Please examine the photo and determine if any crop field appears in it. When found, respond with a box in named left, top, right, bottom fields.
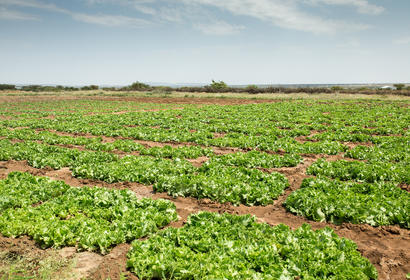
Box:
left=0, top=95, right=408, bottom=279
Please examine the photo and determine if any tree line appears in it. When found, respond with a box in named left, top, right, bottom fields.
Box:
left=0, top=81, right=409, bottom=95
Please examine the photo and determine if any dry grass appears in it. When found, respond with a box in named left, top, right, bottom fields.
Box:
left=1, top=90, right=409, bottom=101
left=0, top=250, right=77, bottom=280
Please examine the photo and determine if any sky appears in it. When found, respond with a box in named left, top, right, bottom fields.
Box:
left=0, top=0, right=409, bottom=86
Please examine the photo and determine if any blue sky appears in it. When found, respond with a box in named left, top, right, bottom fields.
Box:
left=0, top=0, right=409, bottom=85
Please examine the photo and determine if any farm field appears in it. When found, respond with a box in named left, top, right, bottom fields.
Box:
left=0, top=94, right=408, bottom=280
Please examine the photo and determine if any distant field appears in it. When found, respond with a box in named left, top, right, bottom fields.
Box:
left=0, top=95, right=408, bottom=279
left=1, top=89, right=410, bottom=101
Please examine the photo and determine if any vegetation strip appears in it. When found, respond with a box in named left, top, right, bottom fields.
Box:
left=0, top=172, right=178, bottom=254
left=0, top=140, right=290, bottom=206
left=284, top=177, right=409, bottom=228
left=127, top=212, right=378, bottom=279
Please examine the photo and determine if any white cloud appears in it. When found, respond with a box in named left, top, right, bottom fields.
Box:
left=72, top=13, right=148, bottom=27
left=393, top=36, right=410, bottom=45
left=306, top=0, right=384, bottom=15
left=0, top=0, right=377, bottom=33
left=134, top=4, right=156, bottom=15
left=0, top=6, right=38, bottom=20
left=0, top=0, right=66, bottom=13
left=195, top=21, right=244, bottom=35
left=185, top=0, right=370, bottom=34
left=0, top=0, right=149, bottom=27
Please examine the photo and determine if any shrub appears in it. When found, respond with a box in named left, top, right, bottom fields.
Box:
left=206, top=80, right=229, bottom=92
left=129, top=81, right=151, bottom=91
left=245, top=84, right=259, bottom=94
left=0, top=84, right=16, bottom=90
left=394, top=83, right=405, bottom=90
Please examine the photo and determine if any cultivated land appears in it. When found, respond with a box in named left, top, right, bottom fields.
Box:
left=0, top=92, right=408, bottom=280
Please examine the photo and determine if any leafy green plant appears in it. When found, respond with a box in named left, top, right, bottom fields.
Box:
left=154, top=162, right=289, bottom=206
left=127, top=212, right=378, bottom=279
left=284, top=177, right=409, bottom=228
left=0, top=172, right=178, bottom=254
left=307, top=159, right=409, bottom=184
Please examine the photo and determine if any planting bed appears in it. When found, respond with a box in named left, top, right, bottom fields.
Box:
left=0, top=95, right=408, bottom=280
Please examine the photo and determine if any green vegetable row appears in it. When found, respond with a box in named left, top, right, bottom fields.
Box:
left=0, top=140, right=290, bottom=206
left=0, top=127, right=213, bottom=159
left=0, top=172, right=178, bottom=254
left=284, top=177, right=409, bottom=228
left=307, top=159, right=409, bottom=184
left=127, top=211, right=378, bottom=280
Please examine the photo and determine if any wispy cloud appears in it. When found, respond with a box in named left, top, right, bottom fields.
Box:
left=0, top=0, right=148, bottom=27
left=72, top=13, right=148, bottom=27
left=88, top=0, right=373, bottom=34
left=393, top=36, right=410, bottom=45
left=0, top=0, right=379, bottom=34
left=306, top=0, right=384, bottom=15
left=0, top=6, right=38, bottom=20
left=0, top=0, right=66, bottom=13
left=186, top=0, right=370, bottom=34
left=195, top=21, right=244, bottom=35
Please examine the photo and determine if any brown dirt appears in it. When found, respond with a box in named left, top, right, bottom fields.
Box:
left=186, top=156, right=209, bottom=167
left=0, top=95, right=279, bottom=105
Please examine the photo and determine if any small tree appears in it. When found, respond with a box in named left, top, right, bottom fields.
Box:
left=245, top=84, right=259, bottom=94
left=393, top=83, right=405, bottom=90
left=208, top=80, right=228, bottom=91
left=129, top=81, right=151, bottom=91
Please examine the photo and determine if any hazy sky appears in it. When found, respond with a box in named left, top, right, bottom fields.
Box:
left=1, top=0, right=409, bottom=85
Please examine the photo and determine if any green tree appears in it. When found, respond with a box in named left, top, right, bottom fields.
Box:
left=129, top=81, right=151, bottom=91
left=393, top=83, right=405, bottom=90
left=209, top=80, right=228, bottom=91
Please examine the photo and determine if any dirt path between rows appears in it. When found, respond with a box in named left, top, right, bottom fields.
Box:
left=0, top=159, right=408, bottom=280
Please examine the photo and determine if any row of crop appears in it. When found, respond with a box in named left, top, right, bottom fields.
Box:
left=52, top=101, right=407, bottom=135
left=345, top=138, right=409, bottom=164
left=127, top=211, right=378, bottom=279
left=0, top=172, right=377, bottom=278
left=282, top=154, right=409, bottom=229
left=307, top=159, right=409, bottom=184
left=0, top=172, right=178, bottom=254
left=284, top=177, right=409, bottom=228
left=2, top=100, right=407, bottom=137
left=0, top=127, right=213, bottom=159
left=0, top=127, right=342, bottom=163
left=0, top=100, right=184, bottom=118
left=2, top=101, right=407, bottom=149
left=0, top=140, right=290, bottom=205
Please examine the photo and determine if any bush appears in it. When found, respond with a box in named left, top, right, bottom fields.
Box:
left=0, top=84, right=16, bottom=90
left=394, top=83, right=405, bottom=90
left=331, top=86, right=344, bottom=91
left=129, top=81, right=151, bottom=91
left=81, top=85, right=99, bottom=90
left=206, top=80, right=229, bottom=92
left=245, top=84, right=259, bottom=94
